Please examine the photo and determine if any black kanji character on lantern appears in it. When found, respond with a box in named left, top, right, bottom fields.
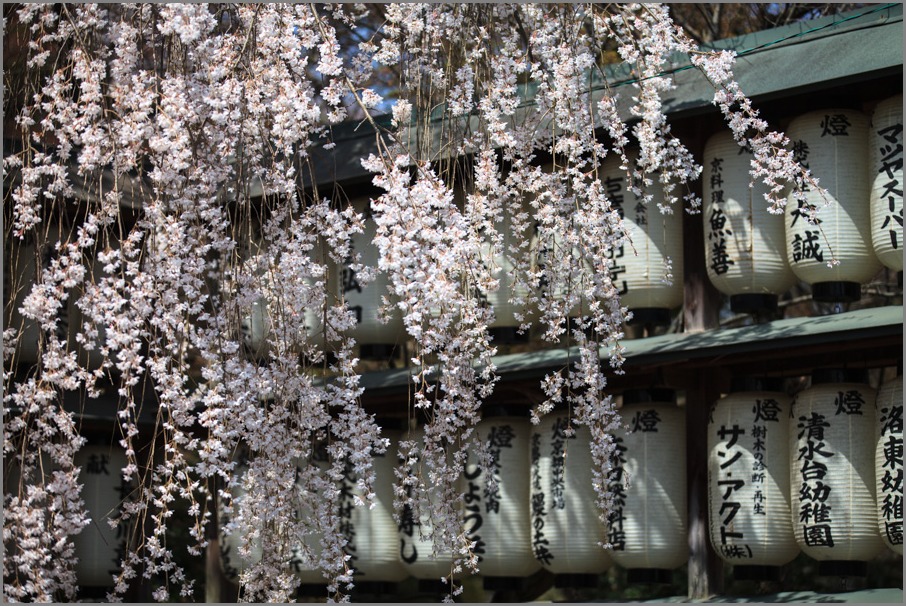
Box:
left=885, top=521, right=904, bottom=545
left=791, top=231, right=824, bottom=263
left=882, top=493, right=903, bottom=522
left=798, top=412, right=831, bottom=441
left=86, top=453, right=111, bottom=475
left=820, top=114, right=851, bottom=137
left=881, top=469, right=904, bottom=493
left=753, top=399, right=782, bottom=422
left=803, top=524, right=835, bottom=547
left=834, top=390, right=865, bottom=415
left=881, top=405, right=904, bottom=436
left=630, top=409, right=660, bottom=432
left=883, top=435, right=904, bottom=469
left=799, top=480, right=832, bottom=503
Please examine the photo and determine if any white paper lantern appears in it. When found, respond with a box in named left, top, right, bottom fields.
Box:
left=602, top=156, right=684, bottom=327
left=74, top=445, right=131, bottom=587
left=219, top=448, right=263, bottom=582
left=785, top=109, right=882, bottom=302
left=333, top=198, right=406, bottom=359
left=234, top=252, right=324, bottom=362
left=397, top=426, right=456, bottom=580
left=336, top=424, right=409, bottom=588
left=481, top=198, right=536, bottom=344
left=530, top=411, right=612, bottom=586
left=608, top=389, right=687, bottom=582
left=875, top=370, right=903, bottom=555
left=708, top=377, right=799, bottom=580
left=790, top=369, right=883, bottom=576
left=870, top=95, right=904, bottom=272
left=702, top=131, right=796, bottom=313
left=466, top=407, right=541, bottom=588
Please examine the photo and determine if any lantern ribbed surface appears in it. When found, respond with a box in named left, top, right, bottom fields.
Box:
left=219, top=451, right=264, bottom=582
left=339, top=428, right=409, bottom=583
left=702, top=131, right=795, bottom=310
left=869, top=95, right=904, bottom=271
left=291, top=451, right=330, bottom=586
left=73, top=445, right=130, bottom=587
left=875, top=374, right=903, bottom=555
left=467, top=413, right=541, bottom=580
left=785, top=109, right=881, bottom=301
left=333, top=198, right=405, bottom=354
left=397, top=426, right=459, bottom=581
left=790, top=373, right=883, bottom=565
left=530, top=412, right=612, bottom=575
left=608, top=394, right=687, bottom=574
left=708, top=385, right=799, bottom=570
left=602, top=156, right=684, bottom=317
left=482, top=198, right=535, bottom=342
left=237, top=253, right=323, bottom=361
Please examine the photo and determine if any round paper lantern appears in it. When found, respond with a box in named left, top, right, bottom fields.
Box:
left=875, top=367, right=903, bottom=555
left=870, top=95, right=904, bottom=273
left=467, top=406, right=541, bottom=588
left=708, top=377, right=799, bottom=580
left=219, top=448, right=263, bottom=582
left=234, top=252, right=324, bottom=362
left=601, top=156, right=684, bottom=327
left=608, top=389, right=687, bottom=582
left=785, top=109, right=881, bottom=303
left=73, top=444, right=131, bottom=587
left=481, top=199, right=536, bottom=344
left=702, top=131, right=796, bottom=314
left=291, top=447, right=330, bottom=590
left=335, top=422, right=408, bottom=590
left=397, top=425, right=461, bottom=589
left=331, top=198, right=406, bottom=359
left=790, top=368, right=883, bottom=575
left=530, top=410, right=612, bottom=587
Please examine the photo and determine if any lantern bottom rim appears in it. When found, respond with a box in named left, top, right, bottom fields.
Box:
left=358, top=343, right=401, bottom=361
left=626, top=307, right=672, bottom=327
left=482, top=576, right=528, bottom=591
left=296, top=583, right=328, bottom=597
left=489, top=326, right=531, bottom=345
left=730, top=293, right=779, bottom=314
left=818, top=560, right=868, bottom=578
left=554, top=573, right=601, bottom=589
left=811, top=281, right=861, bottom=303
left=732, top=565, right=782, bottom=582
left=348, top=581, right=399, bottom=596
left=626, top=568, right=673, bottom=584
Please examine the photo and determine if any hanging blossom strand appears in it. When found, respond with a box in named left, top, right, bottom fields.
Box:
left=4, top=3, right=824, bottom=602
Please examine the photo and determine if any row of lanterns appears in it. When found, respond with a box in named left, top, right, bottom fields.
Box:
left=242, top=95, right=902, bottom=358
left=704, top=96, right=903, bottom=312
left=207, top=367, right=901, bottom=593
left=7, top=97, right=900, bottom=369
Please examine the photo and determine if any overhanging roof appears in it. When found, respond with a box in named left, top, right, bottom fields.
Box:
left=359, top=305, right=904, bottom=394
left=309, top=3, right=903, bottom=186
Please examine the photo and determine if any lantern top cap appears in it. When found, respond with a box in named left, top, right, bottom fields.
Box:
left=811, top=367, right=869, bottom=386
left=622, top=387, right=677, bottom=406
left=481, top=404, right=530, bottom=419
left=730, top=376, right=785, bottom=394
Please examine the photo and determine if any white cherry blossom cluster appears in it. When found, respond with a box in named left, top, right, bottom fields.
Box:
left=5, top=3, right=820, bottom=602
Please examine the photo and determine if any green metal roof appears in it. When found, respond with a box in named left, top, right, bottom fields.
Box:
left=309, top=4, right=903, bottom=185
left=359, top=305, right=904, bottom=393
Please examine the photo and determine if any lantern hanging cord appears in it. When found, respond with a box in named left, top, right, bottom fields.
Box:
left=599, top=2, right=901, bottom=90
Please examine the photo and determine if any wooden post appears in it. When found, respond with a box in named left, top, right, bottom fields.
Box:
left=681, top=131, right=725, bottom=599
left=685, top=381, right=724, bottom=600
